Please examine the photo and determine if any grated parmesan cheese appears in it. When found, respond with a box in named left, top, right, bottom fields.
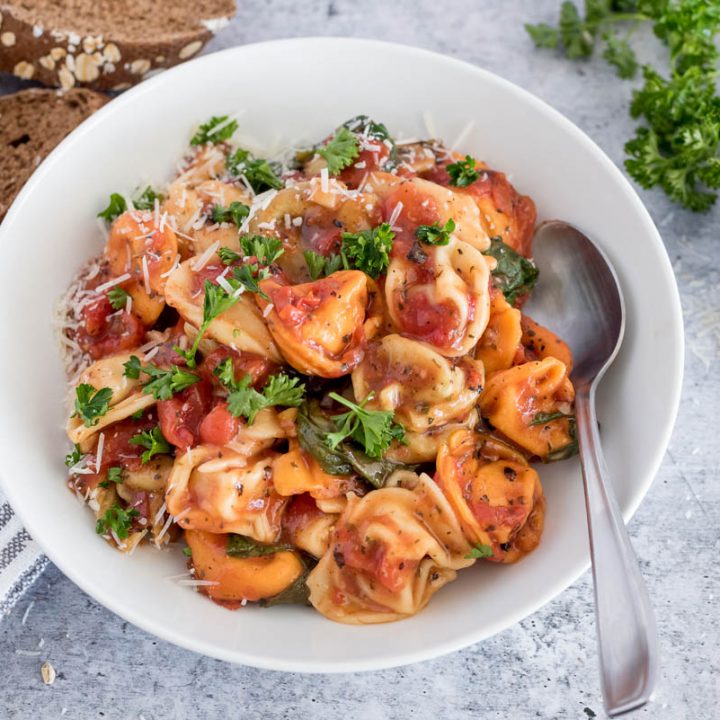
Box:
left=191, top=241, right=220, bottom=271
left=94, top=273, right=131, bottom=294
left=141, top=255, right=151, bottom=295
left=95, top=432, right=105, bottom=473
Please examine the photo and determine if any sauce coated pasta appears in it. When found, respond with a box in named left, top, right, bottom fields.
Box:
left=58, top=115, right=577, bottom=623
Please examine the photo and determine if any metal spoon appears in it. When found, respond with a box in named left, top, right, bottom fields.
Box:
left=523, top=221, right=658, bottom=717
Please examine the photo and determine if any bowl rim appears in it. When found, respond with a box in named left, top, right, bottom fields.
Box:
left=0, top=37, right=684, bottom=672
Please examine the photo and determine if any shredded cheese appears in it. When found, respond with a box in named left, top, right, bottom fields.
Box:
left=141, top=255, right=151, bottom=295
left=94, top=273, right=131, bottom=294
left=192, top=241, right=220, bottom=271
left=388, top=201, right=404, bottom=227
left=95, top=432, right=105, bottom=473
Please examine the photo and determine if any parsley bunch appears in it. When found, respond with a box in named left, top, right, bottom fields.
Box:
left=215, top=358, right=305, bottom=424
left=527, top=1, right=720, bottom=211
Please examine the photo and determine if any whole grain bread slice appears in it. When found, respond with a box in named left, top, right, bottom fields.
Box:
left=0, top=87, right=107, bottom=220
left=0, top=1, right=236, bottom=90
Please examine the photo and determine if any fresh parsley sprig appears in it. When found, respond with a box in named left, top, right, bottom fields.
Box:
left=211, top=202, right=250, bottom=226
left=227, top=148, right=283, bottom=192
left=123, top=355, right=200, bottom=399
left=173, top=280, right=242, bottom=368
left=317, top=127, right=360, bottom=175
left=215, top=358, right=305, bottom=424
left=324, top=392, right=405, bottom=459
left=526, top=1, right=720, bottom=211
left=129, top=426, right=172, bottom=463
left=416, top=218, right=456, bottom=246
left=465, top=543, right=494, bottom=560
left=341, top=223, right=395, bottom=279
left=240, top=235, right=285, bottom=265
left=95, top=504, right=139, bottom=540
left=304, top=250, right=344, bottom=280
left=74, top=384, right=113, bottom=427
left=65, top=444, right=83, bottom=468
left=447, top=155, right=480, bottom=187
left=107, top=287, right=130, bottom=310
left=191, top=115, right=238, bottom=146
left=97, top=186, right=163, bottom=223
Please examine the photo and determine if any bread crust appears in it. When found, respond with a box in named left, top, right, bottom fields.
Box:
left=0, top=87, right=107, bottom=219
left=0, top=2, right=236, bottom=90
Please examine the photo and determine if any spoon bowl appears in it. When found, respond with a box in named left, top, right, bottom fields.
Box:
left=525, top=220, right=658, bottom=717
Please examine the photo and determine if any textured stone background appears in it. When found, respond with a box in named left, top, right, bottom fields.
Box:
left=1, top=1, right=718, bottom=718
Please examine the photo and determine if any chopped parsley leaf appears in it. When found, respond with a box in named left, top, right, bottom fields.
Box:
left=74, top=384, right=112, bottom=427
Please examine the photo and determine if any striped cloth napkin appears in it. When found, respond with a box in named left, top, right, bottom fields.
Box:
left=0, top=490, right=47, bottom=617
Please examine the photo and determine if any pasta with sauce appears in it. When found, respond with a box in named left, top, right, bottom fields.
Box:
left=57, top=114, right=577, bottom=623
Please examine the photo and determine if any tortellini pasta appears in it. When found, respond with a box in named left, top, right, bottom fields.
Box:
left=307, top=472, right=474, bottom=623
left=256, top=270, right=381, bottom=377
left=352, top=334, right=483, bottom=432
left=67, top=352, right=156, bottom=446
left=479, top=357, right=576, bottom=459
left=166, top=446, right=288, bottom=542
left=476, top=291, right=523, bottom=375
left=164, top=258, right=282, bottom=362
left=435, top=429, right=545, bottom=563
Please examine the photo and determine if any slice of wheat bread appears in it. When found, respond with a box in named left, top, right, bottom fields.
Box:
left=0, top=1, right=236, bottom=91
left=0, top=87, right=107, bottom=220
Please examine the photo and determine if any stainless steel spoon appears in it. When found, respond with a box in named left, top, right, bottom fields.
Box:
left=523, top=221, right=658, bottom=717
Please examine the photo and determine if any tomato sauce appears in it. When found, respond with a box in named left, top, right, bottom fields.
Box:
left=157, top=380, right=214, bottom=451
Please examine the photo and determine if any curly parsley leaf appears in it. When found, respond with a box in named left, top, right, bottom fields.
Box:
left=129, top=426, right=172, bottom=464
left=174, top=280, right=242, bottom=368
left=218, top=247, right=242, bottom=265
left=465, top=543, right=494, bottom=560
left=317, top=126, right=360, bottom=175
left=304, top=250, right=343, bottom=280
left=95, top=504, right=139, bottom=540
left=227, top=148, right=283, bottom=192
left=123, top=355, right=201, bottom=400
left=99, top=466, right=124, bottom=489
left=133, top=186, right=163, bottom=211
left=107, top=286, right=130, bottom=310
left=226, top=534, right=294, bottom=558
left=447, top=155, right=480, bottom=187
left=324, top=392, right=405, bottom=459
left=211, top=201, right=250, bottom=226
left=217, top=358, right=305, bottom=424
left=602, top=31, right=638, bottom=78
left=240, top=235, right=284, bottom=265
left=231, top=265, right=270, bottom=301
left=341, top=223, right=395, bottom=278
left=65, top=444, right=83, bottom=468
left=191, top=115, right=238, bottom=146
left=483, top=237, right=539, bottom=306
left=74, top=384, right=112, bottom=427
left=97, top=193, right=127, bottom=223
left=415, top=218, right=455, bottom=246
left=297, top=401, right=408, bottom=489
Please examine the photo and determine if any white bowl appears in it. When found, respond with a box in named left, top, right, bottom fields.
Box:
left=0, top=38, right=683, bottom=672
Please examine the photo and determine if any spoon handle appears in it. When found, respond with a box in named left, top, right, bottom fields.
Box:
left=575, top=385, right=659, bottom=717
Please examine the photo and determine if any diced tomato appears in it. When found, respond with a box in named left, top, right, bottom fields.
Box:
left=281, top=493, right=324, bottom=542
left=339, top=144, right=392, bottom=189
left=332, top=524, right=418, bottom=594
left=101, top=414, right=158, bottom=473
left=199, top=401, right=240, bottom=445
left=300, top=205, right=343, bottom=255
left=76, top=295, right=145, bottom=360
left=191, top=263, right=228, bottom=294
left=157, top=381, right=213, bottom=451
left=199, top=346, right=278, bottom=389
left=393, top=292, right=470, bottom=349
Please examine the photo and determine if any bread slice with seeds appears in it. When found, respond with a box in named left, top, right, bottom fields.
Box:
left=0, top=87, right=107, bottom=220
left=0, top=1, right=236, bottom=90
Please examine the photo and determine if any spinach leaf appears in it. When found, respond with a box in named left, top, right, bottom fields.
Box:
left=297, top=401, right=408, bottom=489
left=260, top=559, right=317, bottom=607
left=226, top=534, right=294, bottom=558
left=483, top=237, right=539, bottom=306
